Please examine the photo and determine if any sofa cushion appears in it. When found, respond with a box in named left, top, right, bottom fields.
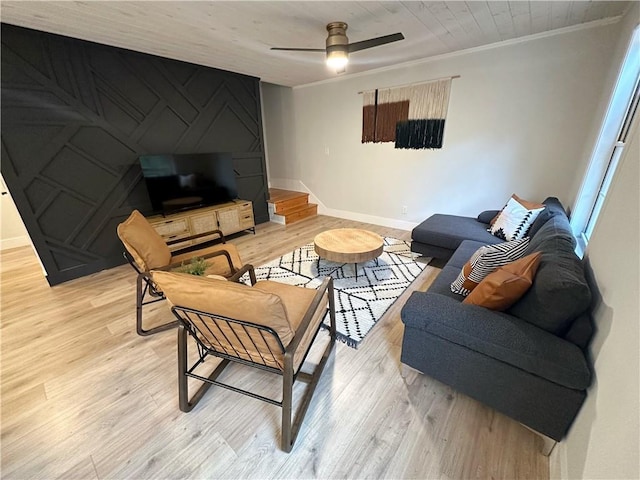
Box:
left=489, top=194, right=545, bottom=241
left=463, top=252, right=542, bottom=311
left=410, top=241, right=456, bottom=259
left=401, top=292, right=592, bottom=390
left=526, top=212, right=577, bottom=253
left=527, top=197, right=566, bottom=239
left=446, top=240, right=486, bottom=270
left=428, top=265, right=466, bottom=301
left=412, top=214, right=502, bottom=251
left=451, top=237, right=530, bottom=296
left=509, top=219, right=591, bottom=334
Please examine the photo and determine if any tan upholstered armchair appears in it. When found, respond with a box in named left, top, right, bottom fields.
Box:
left=117, top=209, right=245, bottom=336
left=152, top=268, right=336, bottom=453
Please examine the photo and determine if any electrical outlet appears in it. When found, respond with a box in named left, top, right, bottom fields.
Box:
left=402, top=205, right=408, bottom=215
left=324, top=147, right=330, bottom=156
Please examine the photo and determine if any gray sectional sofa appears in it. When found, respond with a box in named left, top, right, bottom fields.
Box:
left=401, top=198, right=593, bottom=445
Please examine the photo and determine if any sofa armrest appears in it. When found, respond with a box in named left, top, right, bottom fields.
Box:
left=476, top=209, right=500, bottom=224
left=401, top=291, right=591, bottom=389
left=401, top=290, right=513, bottom=331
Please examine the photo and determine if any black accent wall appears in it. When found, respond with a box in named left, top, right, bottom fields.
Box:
left=1, top=24, right=269, bottom=285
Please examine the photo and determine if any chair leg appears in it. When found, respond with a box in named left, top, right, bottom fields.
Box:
left=136, top=273, right=177, bottom=336
left=281, top=295, right=337, bottom=452
left=178, top=325, right=231, bottom=412
left=281, top=364, right=294, bottom=452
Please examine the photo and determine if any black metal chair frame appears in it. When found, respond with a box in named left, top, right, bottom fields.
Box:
left=122, top=229, right=244, bottom=336
left=171, top=272, right=336, bottom=453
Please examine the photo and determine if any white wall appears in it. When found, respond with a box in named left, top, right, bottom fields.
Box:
left=558, top=97, right=639, bottom=480
left=552, top=6, right=640, bottom=479
left=262, top=83, right=298, bottom=182
left=263, top=22, right=621, bottom=229
left=0, top=174, right=30, bottom=250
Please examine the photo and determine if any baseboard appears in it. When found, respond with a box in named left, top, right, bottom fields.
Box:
left=0, top=235, right=31, bottom=251
left=550, top=441, right=568, bottom=479
left=268, top=178, right=417, bottom=231
left=319, top=206, right=416, bottom=231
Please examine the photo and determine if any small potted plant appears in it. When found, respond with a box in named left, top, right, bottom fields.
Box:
left=175, top=257, right=208, bottom=276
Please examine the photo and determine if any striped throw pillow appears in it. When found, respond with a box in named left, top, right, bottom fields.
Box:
left=451, top=237, right=530, bottom=296
left=489, top=195, right=545, bottom=241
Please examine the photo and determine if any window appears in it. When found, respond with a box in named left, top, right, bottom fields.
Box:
left=571, top=26, right=640, bottom=255
left=584, top=81, right=639, bottom=241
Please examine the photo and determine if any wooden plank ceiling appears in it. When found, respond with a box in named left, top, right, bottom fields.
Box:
left=0, top=1, right=632, bottom=87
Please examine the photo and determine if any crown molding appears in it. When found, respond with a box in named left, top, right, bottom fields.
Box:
left=293, top=16, right=624, bottom=90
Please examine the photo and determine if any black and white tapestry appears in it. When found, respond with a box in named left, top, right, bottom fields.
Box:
left=362, top=78, right=452, bottom=149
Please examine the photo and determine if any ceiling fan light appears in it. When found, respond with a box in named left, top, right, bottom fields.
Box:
left=326, top=50, right=348, bottom=70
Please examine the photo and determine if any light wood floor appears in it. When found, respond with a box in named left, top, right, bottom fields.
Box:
left=1, top=215, right=549, bottom=479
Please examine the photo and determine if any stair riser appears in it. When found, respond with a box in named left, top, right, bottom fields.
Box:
left=285, top=205, right=318, bottom=225
left=274, top=195, right=309, bottom=214
left=268, top=188, right=317, bottom=225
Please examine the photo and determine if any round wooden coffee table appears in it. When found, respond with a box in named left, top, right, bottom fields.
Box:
left=314, top=228, right=384, bottom=280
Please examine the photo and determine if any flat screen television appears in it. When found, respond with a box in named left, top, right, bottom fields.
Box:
left=139, top=153, right=238, bottom=215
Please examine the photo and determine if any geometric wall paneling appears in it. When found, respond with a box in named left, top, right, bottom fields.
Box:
left=1, top=24, right=268, bottom=285
left=233, top=153, right=269, bottom=224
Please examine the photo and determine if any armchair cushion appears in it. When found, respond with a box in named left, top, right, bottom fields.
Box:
left=152, top=271, right=294, bottom=369
left=117, top=210, right=171, bottom=270
left=254, top=281, right=328, bottom=369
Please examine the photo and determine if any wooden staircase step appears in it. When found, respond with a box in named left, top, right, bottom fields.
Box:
left=268, top=188, right=317, bottom=225
left=269, top=189, right=309, bottom=214
left=280, top=203, right=317, bottom=224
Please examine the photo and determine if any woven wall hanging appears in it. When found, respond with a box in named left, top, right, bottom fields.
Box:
left=361, top=77, right=454, bottom=149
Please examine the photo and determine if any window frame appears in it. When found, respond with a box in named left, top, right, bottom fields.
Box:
left=571, top=26, right=640, bottom=256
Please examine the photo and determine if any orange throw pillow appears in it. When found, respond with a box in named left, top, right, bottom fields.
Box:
left=463, top=252, right=542, bottom=311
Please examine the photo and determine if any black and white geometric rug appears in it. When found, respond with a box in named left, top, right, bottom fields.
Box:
left=241, top=237, right=427, bottom=348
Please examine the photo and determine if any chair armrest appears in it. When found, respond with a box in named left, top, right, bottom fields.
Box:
left=285, top=277, right=333, bottom=356
left=228, top=264, right=257, bottom=285
left=158, top=249, right=237, bottom=274
left=167, top=229, right=226, bottom=248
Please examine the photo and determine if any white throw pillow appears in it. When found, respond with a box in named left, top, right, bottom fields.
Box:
left=489, top=194, right=545, bottom=241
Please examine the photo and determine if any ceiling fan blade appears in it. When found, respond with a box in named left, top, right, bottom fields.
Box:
left=271, top=47, right=325, bottom=52
left=348, top=32, right=404, bottom=53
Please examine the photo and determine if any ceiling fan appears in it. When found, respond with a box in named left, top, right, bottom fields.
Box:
left=271, top=22, right=404, bottom=73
